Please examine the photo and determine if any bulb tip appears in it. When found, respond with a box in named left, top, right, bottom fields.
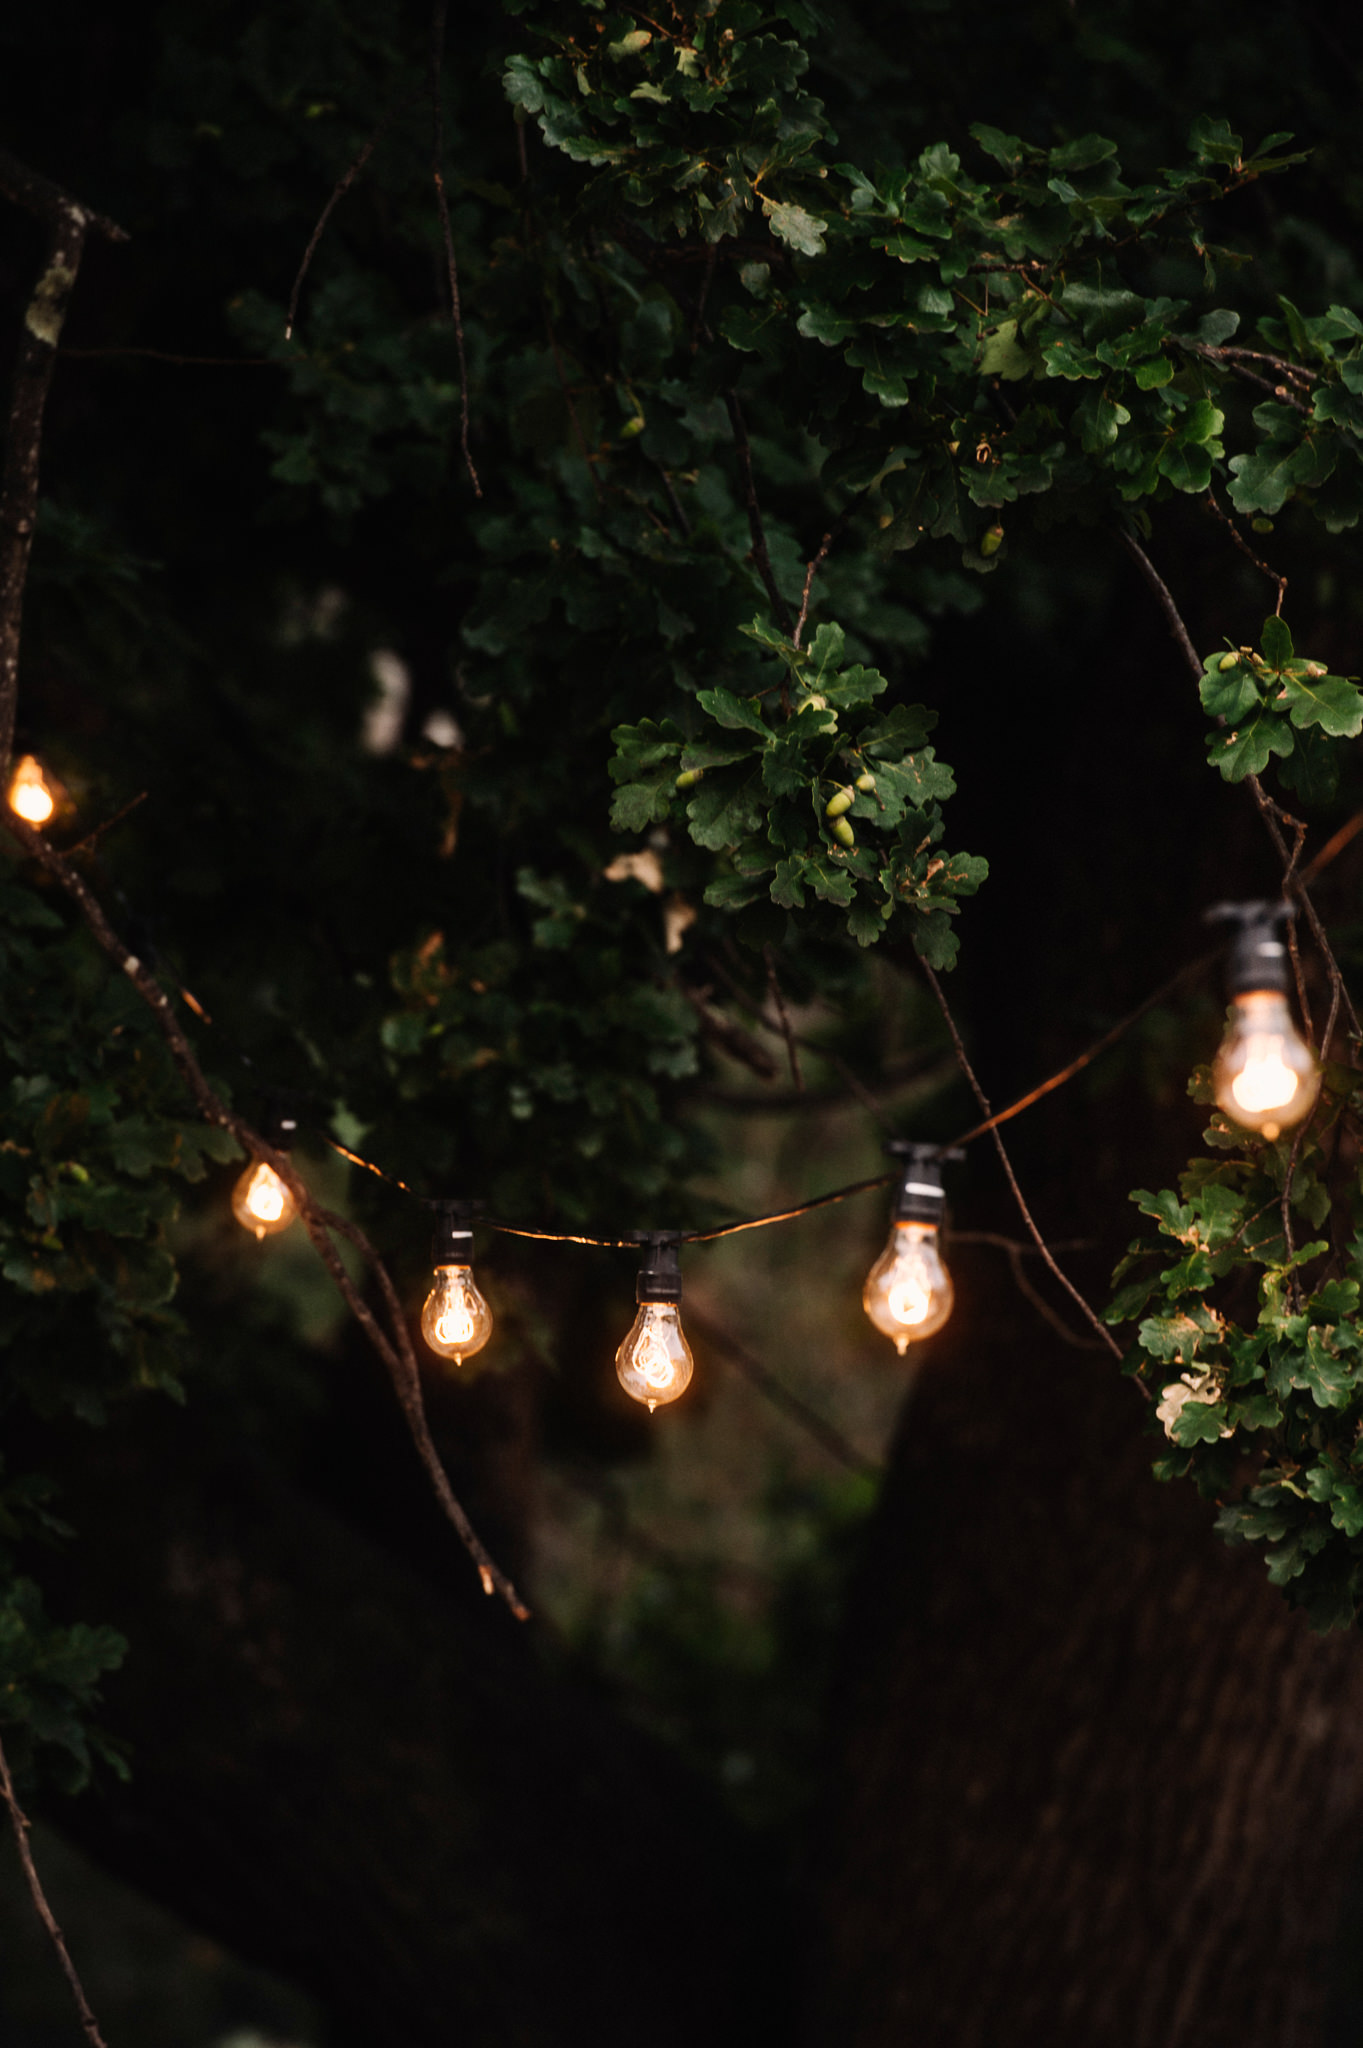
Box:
left=896, top=1337, right=909, bottom=1356
left=647, top=1399, right=657, bottom=1414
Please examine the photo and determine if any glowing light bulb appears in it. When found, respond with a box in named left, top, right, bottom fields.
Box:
left=421, top=1263, right=493, bottom=1366
left=231, top=1159, right=298, bottom=1240
left=863, top=1221, right=954, bottom=1354
left=8, top=755, right=55, bottom=826
left=1212, top=989, right=1318, bottom=1139
left=616, top=1301, right=693, bottom=1412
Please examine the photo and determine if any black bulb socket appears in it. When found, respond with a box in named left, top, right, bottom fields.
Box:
left=261, top=1107, right=298, bottom=1152
left=887, top=1140, right=960, bottom=1225
left=1207, top=900, right=1294, bottom=997
left=632, top=1231, right=683, bottom=1304
left=432, top=1199, right=482, bottom=1267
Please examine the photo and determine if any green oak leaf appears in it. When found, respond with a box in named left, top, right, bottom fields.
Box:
left=1206, top=713, right=1295, bottom=782
left=1279, top=669, right=1363, bottom=737
left=1199, top=655, right=1262, bottom=723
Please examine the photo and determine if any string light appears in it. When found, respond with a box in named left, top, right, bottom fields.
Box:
left=7, top=755, right=56, bottom=826
left=1207, top=902, right=1319, bottom=1139
left=195, top=893, right=1334, bottom=1400
left=231, top=1113, right=300, bottom=1240
left=421, top=1202, right=493, bottom=1366
left=616, top=1233, right=693, bottom=1411
left=863, top=1143, right=959, bottom=1354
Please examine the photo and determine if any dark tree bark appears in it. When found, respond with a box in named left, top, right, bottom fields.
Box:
left=38, top=1405, right=783, bottom=2048
left=808, top=1245, right=1363, bottom=2048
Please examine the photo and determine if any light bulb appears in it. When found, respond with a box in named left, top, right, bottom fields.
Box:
left=616, top=1301, right=693, bottom=1412
left=231, top=1159, right=298, bottom=1239
left=420, top=1263, right=493, bottom=1366
left=863, top=1221, right=954, bottom=1354
left=8, top=755, right=55, bottom=826
left=1212, top=989, right=1318, bottom=1139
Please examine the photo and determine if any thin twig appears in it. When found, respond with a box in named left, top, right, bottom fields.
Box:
left=762, top=943, right=803, bottom=1090
left=1301, top=808, right=1363, bottom=887
left=314, top=1207, right=529, bottom=1615
left=949, top=1229, right=1105, bottom=1350
left=1202, top=486, right=1287, bottom=615
left=1280, top=1123, right=1303, bottom=1302
left=0, top=151, right=127, bottom=783
left=706, top=952, right=892, bottom=1125
left=429, top=2, right=481, bottom=495
left=1188, top=349, right=1313, bottom=414
left=1277, top=804, right=1316, bottom=1044
left=948, top=950, right=1220, bottom=1148
left=1254, top=785, right=1360, bottom=1038
left=723, top=391, right=794, bottom=640
left=684, top=1302, right=879, bottom=1474
left=285, top=89, right=424, bottom=340
left=1117, top=525, right=1361, bottom=1041
left=63, top=790, right=147, bottom=857
left=793, top=528, right=833, bottom=651
left=1, top=813, right=526, bottom=1615
left=0, top=1732, right=109, bottom=2048
left=920, top=962, right=1132, bottom=1373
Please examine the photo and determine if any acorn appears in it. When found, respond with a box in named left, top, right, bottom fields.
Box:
left=980, top=525, right=1005, bottom=558
left=825, top=786, right=854, bottom=818
left=855, top=770, right=877, bottom=793
left=1217, top=652, right=1241, bottom=672
left=675, top=767, right=704, bottom=791
left=831, top=817, right=856, bottom=848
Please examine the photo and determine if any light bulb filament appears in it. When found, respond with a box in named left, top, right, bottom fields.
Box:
left=434, top=1299, right=477, bottom=1348
left=887, top=1273, right=932, bottom=1327
left=8, top=755, right=55, bottom=826
left=615, top=1302, right=693, bottom=1411
left=1230, top=1041, right=1299, bottom=1115
left=245, top=1166, right=286, bottom=1224
left=637, top=1327, right=675, bottom=1389
left=863, top=1220, right=954, bottom=1353
left=420, top=1264, right=493, bottom=1366
left=231, top=1158, right=299, bottom=1240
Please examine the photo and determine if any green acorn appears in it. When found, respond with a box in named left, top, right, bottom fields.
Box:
left=1217, top=652, right=1241, bottom=671
left=831, top=816, right=855, bottom=848
left=980, top=525, right=1005, bottom=558
left=855, top=770, right=876, bottom=793
left=675, top=767, right=704, bottom=791
left=825, top=786, right=854, bottom=818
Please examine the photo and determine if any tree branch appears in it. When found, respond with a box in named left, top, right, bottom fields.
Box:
left=1117, top=525, right=1360, bottom=1040
left=762, top=943, right=803, bottom=1090
left=0, top=1732, right=109, bottom=2048
left=0, top=151, right=127, bottom=782
left=723, top=391, right=793, bottom=640
left=430, top=2, right=481, bottom=495
left=920, top=963, right=1132, bottom=1373
left=285, top=89, right=425, bottom=342
left=1202, top=485, right=1287, bottom=616
left=0, top=812, right=527, bottom=1616
left=684, top=1302, right=880, bottom=1475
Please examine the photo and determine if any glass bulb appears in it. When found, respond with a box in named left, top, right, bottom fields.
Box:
left=231, top=1159, right=298, bottom=1240
left=420, top=1263, right=493, bottom=1366
left=863, top=1220, right=954, bottom=1354
left=616, top=1301, right=693, bottom=1412
left=8, top=755, right=55, bottom=826
left=1212, top=989, right=1319, bottom=1139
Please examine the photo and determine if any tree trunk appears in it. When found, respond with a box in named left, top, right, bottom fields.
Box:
left=39, top=1404, right=783, bottom=2048
left=808, top=1245, right=1363, bottom=2047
